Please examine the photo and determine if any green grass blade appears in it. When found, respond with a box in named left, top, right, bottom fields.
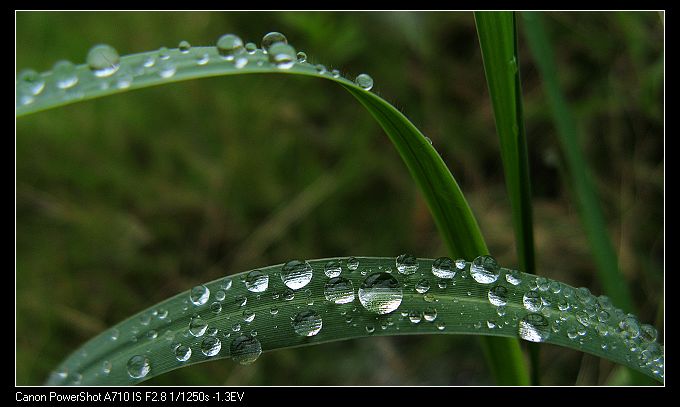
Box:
left=521, top=12, right=635, bottom=314
left=17, top=42, right=529, bottom=385
left=474, top=11, right=539, bottom=385
left=44, top=257, right=664, bottom=385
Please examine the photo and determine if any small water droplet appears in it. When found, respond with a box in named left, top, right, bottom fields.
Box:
left=281, top=260, right=313, bottom=290
left=215, top=290, right=226, bottom=301
left=436, top=321, right=446, bottom=331
left=355, top=73, right=373, bottom=90
left=470, top=255, right=500, bottom=284
left=126, top=355, right=150, bottom=379
left=296, top=51, right=307, bottom=63
left=331, top=69, right=340, bottom=78
left=175, top=343, right=192, bottom=362
left=292, top=309, right=323, bottom=336
left=158, top=60, right=176, bottom=78
left=324, top=260, right=343, bottom=277
left=178, top=40, right=191, bottom=53
left=195, top=52, right=209, bottom=65
left=230, top=334, right=262, bottom=365
left=365, top=324, right=375, bottom=334
left=505, top=269, right=522, bottom=285
left=432, top=257, right=456, bottom=279
left=619, top=315, right=641, bottom=339
left=261, top=32, right=288, bottom=51
left=201, top=337, right=221, bottom=357
left=190, top=285, right=210, bottom=306
left=358, top=272, right=403, bottom=314
left=408, top=310, right=422, bottom=324
left=217, top=34, right=244, bottom=60
left=87, top=44, right=120, bottom=77
left=223, top=278, right=233, bottom=291
left=232, top=323, right=241, bottom=332
left=518, top=313, right=550, bottom=342
left=454, top=259, right=466, bottom=270
left=282, top=288, right=295, bottom=301
left=424, top=307, right=437, bottom=322
left=396, top=254, right=418, bottom=275
left=235, top=57, right=248, bottom=69
left=639, top=324, right=658, bottom=342
left=52, top=60, right=78, bottom=89
left=270, top=307, right=279, bottom=315
left=245, top=42, right=257, bottom=54
left=189, top=316, right=208, bottom=337
left=245, top=269, right=269, bottom=293
left=268, top=42, right=297, bottom=69
left=210, top=302, right=222, bottom=314
left=324, top=277, right=355, bottom=304
left=488, top=285, right=508, bottom=306
left=143, top=55, right=156, bottom=68
left=346, top=257, right=359, bottom=271
left=243, top=310, right=255, bottom=323
left=523, top=291, right=542, bottom=312
left=315, top=64, right=327, bottom=74
left=147, top=330, right=158, bottom=339
left=415, top=279, right=431, bottom=294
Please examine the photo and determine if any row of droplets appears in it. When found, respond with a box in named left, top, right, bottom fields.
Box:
left=17, top=32, right=374, bottom=108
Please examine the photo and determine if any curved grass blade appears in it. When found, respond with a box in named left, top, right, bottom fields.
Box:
left=17, top=40, right=528, bottom=384
left=45, top=257, right=664, bottom=385
left=520, top=12, right=635, bottom=315
left=474, top=11, right=539, bottom=385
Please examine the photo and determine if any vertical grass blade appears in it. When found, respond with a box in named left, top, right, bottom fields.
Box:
left=474, top=11, right=539, bottom=385
left=521, top=12, right=635, bottom=314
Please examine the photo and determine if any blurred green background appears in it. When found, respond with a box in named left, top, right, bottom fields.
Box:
left=16, top=11, right=663, bottom=385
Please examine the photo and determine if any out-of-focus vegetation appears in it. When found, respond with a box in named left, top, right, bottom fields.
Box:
left=16, top=11, right=663, bottom=385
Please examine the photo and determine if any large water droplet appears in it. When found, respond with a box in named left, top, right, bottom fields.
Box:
left=639, top=324, right=658, bottom=342
left=261, top=32, right=288, bottom=51
left=87, top=44, right=120, bottom=77
left=190, top=285, right=210, bottom=306
left=201, top=337, right=222, bottom=357
left=217, top=34, right=244, bottom=60
left=346, top=257, right=359, bottom=271
left=324, top=260, right=342, bottom=277
left=423, top=307, right=437, bottom=322
left=292, top=309, right=323, bottom=336
left=470, top=255, right=500, bottom=284
left=175, top=344, right=192, bottom=362
left=355, top=73, right=374, bottom=90
left=296, top=51, right=307, bottom=63
left=158, top=60, right=176, bottom=78
left=245, top=269, right=269, bottom=293
left=126, top=355, right=150, bottom=379
left=396, top=254, right=418, bottom=275
left=230, top=334, right=262, bottom=365
left=431, top=257, right=456, bottom=279
left=518, top=313, right=550, bottom=343
left=415, top=279, right=431, bottom=294
left=268, top=42, right=297, bottom=69
left=488, top=285, right=508, bottom=306
left=523, top=291, right=542, bottom=312
left=358, top=272, right=403, bottom=314
left=324, top=277, right=355, bottom=304
left=281, top=260, right=313, bottom=290
left=189, top=316, right=208, bottom=337
left=52, top=60, right=78, bottom=89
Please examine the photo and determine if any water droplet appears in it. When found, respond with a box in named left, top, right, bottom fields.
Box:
left=139, top=314, right=151, bottom=325
left=408, top=310, right=422, bottom=324
left=230, top=334, right=262, bottom=365
left=549, top=281, right=562, bottom=294
left=190, top=285, right=210, bottom=306
left=396, top=254, right=418, bottom=275
left=268, top=42, right=297, bottom=69
left=158, top=60, right=176, bottom=78
left=365, top=324, right=375, bottom=334
left=281, top=260, right=313, bottom=290
left=324, top=277, right=355, bottom=304
left=488, top=285, right=508, bottom=306
left=270, top=307, right=279, bottom=315
left=496, top=305, right=507, bottom=317
left=509, top=56, right=518, bottom=74
left=201, top=337, right=221, bottom=357
left=143, top=55, right=156, bottom=68
left=223, top=278, right=233, bottom=291
left=455, top=259, right=466, bottom=270
left=215, top=290, right=226, bottom=301
left=523, top=291, right=542, bottom=312
left=415, top=279, right=431, bottom=294
left=217, top=34, right=244, bottom=60
left=245, top=269, right=269, bottom=293
left=355, top=73, right=373, bottom=90
left=175, top=344, right=192, bottom=362
left=232, top=323, right=241, bottom=332
left=358, top=272, right=403, bottom=314
left=18, top=69, right=46, bottom=96
left=147, top=330, right=158, bottom=339
left=346, top=257, right=359, bottom=271
left=331, top=69, right=340, bottom=78
left=432, top=257, right=456, bottom=279
left=158, top=47, right=170, bottom=60
left=101, top=360, right=112, bottom=374
left=518, top=313, right=550, bottom=342
left=243, top=310, right=255, bottom=323
left=245, top=42, right=257, bottom=54
left=87, top=44, right=120, bottom=77
left=110, top=329, right=120, bottom=341
left=178, top=40, right=191, bottom=53
left=619, top=315, right=641, bottom=339
left=436, top=321, right=446, bottom=331
left=315, top=64, right=327, bottom=74
left=296, top=51, right=307, bottom=63
left=324, top=260, right=342, bottom=277
left=640, top=324, right=658, bottom=342
left=292, top=309, right=323, bottom=336
left=52, top=60, right=78, bottom=89
left=487, top=320, right=497, bottom=329
left=126, top=355, right=150, bottom=379
left=261, top=32, right=288, bottom=51
left=195, top=52, right=209, bottom=65
left=576, top=310, right=591, bottom=327
left=235, top=57, right=248, bottom=69
left=558, top=299, right=570, bottom=311
left=189, top=316, right=208, bottom=337
left=576, top=287, right=594, bottom=305
left=282, top=288, right=295, bottom=301
left=470, top=255, right=500, bottom=284
left=536, top=277, right=550, bottom=291
left=210, top=302, right=222, bottom=314
left=424, top=307, right=437, bottom=322
left=505, top=269, right=522, bottom=285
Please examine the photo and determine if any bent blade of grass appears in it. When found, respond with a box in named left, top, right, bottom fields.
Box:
left=17, top=43, right=528, bottom=384
left=45, top=257, right=664, bottom=385
left=474, top=11, right=539, bottom=385
left=521, top=12, right=635, bottom=315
